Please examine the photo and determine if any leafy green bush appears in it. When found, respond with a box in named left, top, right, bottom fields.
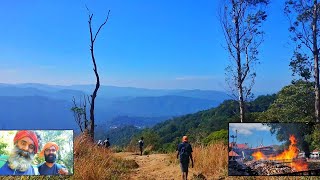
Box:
left=143, top=150, right=150, bottom=155
left=203, top=129, right=228, bottom=145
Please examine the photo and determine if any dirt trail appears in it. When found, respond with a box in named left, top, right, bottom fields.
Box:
left=114, top=152, right=198, bottom=180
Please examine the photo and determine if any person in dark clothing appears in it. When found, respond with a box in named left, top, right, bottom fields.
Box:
left=177, top=136, right=194, bottom=180
left=104, top=138, right=110, bottom=148
left=138, top=137, right=144, bottom=156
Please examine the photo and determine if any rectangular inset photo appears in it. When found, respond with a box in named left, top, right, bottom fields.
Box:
left=228, top=123, right=320, bottom=176
left=0, top=130, right=73, bottom=176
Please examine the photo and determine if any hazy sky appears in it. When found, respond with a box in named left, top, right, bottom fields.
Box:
left=229, top=123, right=282, bottom=148
left=1, top=0, right=294, bottom=93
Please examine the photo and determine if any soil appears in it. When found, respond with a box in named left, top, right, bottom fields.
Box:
left=114, top=152, right=198, bottom=180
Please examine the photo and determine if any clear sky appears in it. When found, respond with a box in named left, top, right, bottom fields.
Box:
left=229, top=123, right=282, bottom=148
left=1, top=0, right=295, bottom=93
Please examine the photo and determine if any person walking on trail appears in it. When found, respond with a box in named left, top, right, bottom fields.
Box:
left=177, top=136, right=194, bottom=180
left=138, top=137, right=144, bottom=156
left=104, top=138, right=110, bottom=148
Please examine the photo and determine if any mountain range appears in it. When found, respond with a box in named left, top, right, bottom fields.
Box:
left=0, top=83, right=230, bottom=130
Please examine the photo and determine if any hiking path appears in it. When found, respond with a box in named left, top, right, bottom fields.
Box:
left=114, top=152, right=198, bottom=180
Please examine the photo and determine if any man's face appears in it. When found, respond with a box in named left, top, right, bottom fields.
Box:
left=16, top=137, right=35, bottom=154
left=44, top=146, right=57, bottom=163
left=8, top=137, right=35, bottom=172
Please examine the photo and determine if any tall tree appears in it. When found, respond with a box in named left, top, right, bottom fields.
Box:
left=285, top=0, right=320, bottom=122
left=220, top=0, right=269, bottom=122
left=86, top=7, right=110, bottom=140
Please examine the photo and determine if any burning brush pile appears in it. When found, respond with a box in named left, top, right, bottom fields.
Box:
left=244, top=135, right=308, bottom=175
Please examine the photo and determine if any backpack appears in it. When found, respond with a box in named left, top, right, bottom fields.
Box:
left=179, top=143, right=190, bottom=163
left=0, top=155, right=39, bottom=175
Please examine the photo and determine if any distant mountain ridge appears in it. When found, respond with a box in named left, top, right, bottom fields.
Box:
left=0, top=83, right=230, bottom=130
left=0, top=83, right=229, bottom=100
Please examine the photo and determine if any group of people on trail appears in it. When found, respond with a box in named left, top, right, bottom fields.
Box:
left=97, top=138, right=111, bottom=148
left=0, top=130, right=69, bottom=175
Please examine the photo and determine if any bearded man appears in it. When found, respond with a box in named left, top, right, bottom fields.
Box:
left=38, top=142, right=68, bottom=175
left=0, top=130, right=39, bottom=175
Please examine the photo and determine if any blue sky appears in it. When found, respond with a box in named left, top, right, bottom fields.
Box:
left=1, top=0, right=294, bottom=93
left=229, top=123, right=282, bottom=148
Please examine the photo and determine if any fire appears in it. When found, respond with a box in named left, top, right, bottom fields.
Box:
left=252, top=135, right=308, bottom=171
left=269, top=135, right=298, bottom=161
left=291, top=160, right=308, bottom=171
left=252, top=151, right=266, bottom=160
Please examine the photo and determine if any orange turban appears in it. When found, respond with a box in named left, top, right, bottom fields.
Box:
left=182, top=136, right=188, bottom=142
left=39, top=142, right=59, bottom=157
left=14, top=130, right=39, bottom=153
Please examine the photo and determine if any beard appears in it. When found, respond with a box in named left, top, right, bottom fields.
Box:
left=44, top=153, right=57, bottom=163
left=7, top=145, right=35, bottom=172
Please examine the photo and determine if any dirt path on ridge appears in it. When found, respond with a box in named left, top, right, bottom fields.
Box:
left=114, top=152, right=198, bottom=180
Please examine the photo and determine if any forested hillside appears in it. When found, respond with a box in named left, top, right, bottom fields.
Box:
left=107, top=93, right=277, bottom=151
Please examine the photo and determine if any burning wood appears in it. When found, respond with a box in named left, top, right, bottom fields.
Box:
left=244, top=160, right=292, bottom=175
left=251, top=135, right=308, bottom=172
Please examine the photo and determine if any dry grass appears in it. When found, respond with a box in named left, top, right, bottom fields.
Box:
left=192, top=142, right=228, bottom=179
left=73, top=133, right=138, bottom=180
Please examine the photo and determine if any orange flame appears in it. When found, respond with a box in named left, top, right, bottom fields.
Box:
left=269, top=135, right=298, bottom=161
left=252, top=135, right=308, bottom=171
left=291, top=160, right=308, bottom=171
left=252, top=151, right=266, bottom=160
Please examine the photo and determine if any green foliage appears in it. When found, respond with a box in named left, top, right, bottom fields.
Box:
left=0, top=142, right=8, bottom=155
left=247, top=94, right=277, bottom=112
left=140, top=129, right=161, bottom=151
left=0, top=131, right=17, bottom=155
left=121, top=94, right=276, bottom=152
left=257, top=81, right=314, bottom=122
left=203, top=129, right=228, bottom=145
left=310, top=124, right=320, bottom=151
left=128, top=128, right=162, bottom=152
left=150, top=94, right=275, bottom=152
left=95, top=125, right=141, bottom=147
left=289, top=51, right=312, bottom=82
left=158, top=143, right=177, bottom=153
left=143, top=150, right=150, bottom=155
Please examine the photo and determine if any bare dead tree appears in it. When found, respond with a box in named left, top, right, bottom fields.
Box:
left=220, top=0, right=269, bottom=122
left=71, top=95, right=89, bottom=133
left=85, top=6, right=111, bottom=140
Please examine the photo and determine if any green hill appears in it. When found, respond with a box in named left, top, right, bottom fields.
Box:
left=128, top=94, right=276, bottom=152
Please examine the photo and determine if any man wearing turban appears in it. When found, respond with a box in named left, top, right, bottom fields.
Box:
left=176, top=136, right=194, bottom=180
left=38, top=142, right=68, bottom=175
left=0, top=130, right=39, bottom=175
